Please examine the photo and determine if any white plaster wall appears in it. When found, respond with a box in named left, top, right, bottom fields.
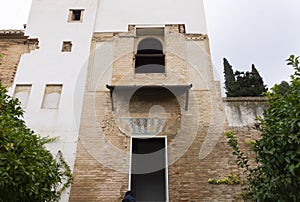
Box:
left=89, top=42, right=114, bottom=91
left=94, top=0, right=207, bottom=34
left=186, top=41, right=211, bottom=90
left=10, top=0, right=99, bottom=200
left=223, top=101, right=268, bottom=127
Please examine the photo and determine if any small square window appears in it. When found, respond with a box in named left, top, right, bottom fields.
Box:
left=73, top=10, right=81, bottom=21
left=62, top=41, right=72, bottom=52
left=68, top=9, right=84, bottom=22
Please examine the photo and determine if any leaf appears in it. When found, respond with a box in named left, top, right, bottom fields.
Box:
left=285, top=157, right=291, bottom=164
left=3, top=145, right=9, bottom=151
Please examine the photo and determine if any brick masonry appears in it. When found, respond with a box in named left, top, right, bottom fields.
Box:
left=0, top=30, right=38, bottom=87
left=69, top=25, right=265, bottom=201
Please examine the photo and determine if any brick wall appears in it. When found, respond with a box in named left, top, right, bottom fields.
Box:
left=0, top=30, right=38, bottom=87
left=70, top=25, right=265, bottom=201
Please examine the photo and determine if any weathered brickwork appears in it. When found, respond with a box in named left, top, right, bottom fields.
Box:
left=0, top=30, right=38, bottom=87
left=69, top=24, right=266, bottom=201
left=69, top=91, right=130, bottom=201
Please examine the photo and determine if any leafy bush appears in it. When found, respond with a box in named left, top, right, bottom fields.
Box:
left=226, top=55, right=300, bottom=201
left=0, top=82, right=72, bottom=202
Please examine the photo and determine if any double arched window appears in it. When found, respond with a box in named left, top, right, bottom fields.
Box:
left=135, top=38, right=165, bottom=73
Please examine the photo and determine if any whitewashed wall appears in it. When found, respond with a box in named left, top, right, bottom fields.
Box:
left=223, top=98, right=269, bottom=127
left=94, top=0, right=207, bottom=33
left=10, top=0, right=99, bottom=200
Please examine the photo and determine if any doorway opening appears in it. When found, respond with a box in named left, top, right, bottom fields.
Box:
left=129, top=137, right=168, bottom=201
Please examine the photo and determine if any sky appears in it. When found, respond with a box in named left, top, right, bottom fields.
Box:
left=0, top=0, right=300, bottom=92
left=204, top=0, right=300, bottom=91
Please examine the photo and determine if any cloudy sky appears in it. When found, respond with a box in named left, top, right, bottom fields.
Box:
left=204, top=0, right=300, bottom=91
left=0, top=0, right=300, bottom=92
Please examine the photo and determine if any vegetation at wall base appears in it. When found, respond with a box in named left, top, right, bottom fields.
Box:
left=208, top=174, right=241, bottom=185
left=226, top=55, right=300, bottom=201
left=0, top=82, right=72, bottom=202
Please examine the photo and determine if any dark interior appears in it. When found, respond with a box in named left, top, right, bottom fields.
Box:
left=135, top=38, right=165, bottom=73
left=131, top=138, right=166, bottom=201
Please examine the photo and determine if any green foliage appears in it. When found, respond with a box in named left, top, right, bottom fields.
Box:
left=223, top=58, right=236, bottom=97
left=277, top=80, right=290, bottom=95
left=0, top=82, right=72, bottom=202
left=225, top=131, right=249, bottom=170
left=223, top=58, right=267, bottom=97
left=208, top=174, right=241, bottom=185
left=226, top=55, right=300, bottom=201
left=250, top=64, right=268, bottom=96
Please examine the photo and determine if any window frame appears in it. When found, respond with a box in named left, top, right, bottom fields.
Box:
left=134, top=37, right=165, bottom=74
left=68, top=9, right=84, bottom=23
left=41, top=84, right=63, bottom=109
left=61, top=41, right=73, bottom=52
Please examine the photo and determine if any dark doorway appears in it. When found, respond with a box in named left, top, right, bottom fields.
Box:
left=131, top=138, right=167, bottom=201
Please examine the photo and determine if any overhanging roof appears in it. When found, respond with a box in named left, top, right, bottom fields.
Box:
left=106, top=84, right=192, bottom=111
left=106, top=84, right=192, bottom=90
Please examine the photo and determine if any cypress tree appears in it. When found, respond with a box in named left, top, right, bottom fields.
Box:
left=223, top=59, right=267, bottom=97
left=251, top=64, right=267, bottom=96
left=223, top=58, right=236, bottom=97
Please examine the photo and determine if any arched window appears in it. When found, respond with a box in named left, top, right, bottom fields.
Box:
left=135, top=38, right=165, bottom=73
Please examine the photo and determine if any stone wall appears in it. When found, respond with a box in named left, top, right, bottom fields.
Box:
left=0, top=30, right=38, bottom=87
left=223, top=97, right=269, bottom=127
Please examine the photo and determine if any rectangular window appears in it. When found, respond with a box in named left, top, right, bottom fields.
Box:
left=13, top=84, right=32, bottom=108
left=42, top=84, right=63, bottom=109
left=68, top=9, right=84, bottom=22
left=62, top=41, right=72, bottom=52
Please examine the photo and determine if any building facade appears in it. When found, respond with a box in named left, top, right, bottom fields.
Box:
left=0, top=0, right=268, bottom=201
